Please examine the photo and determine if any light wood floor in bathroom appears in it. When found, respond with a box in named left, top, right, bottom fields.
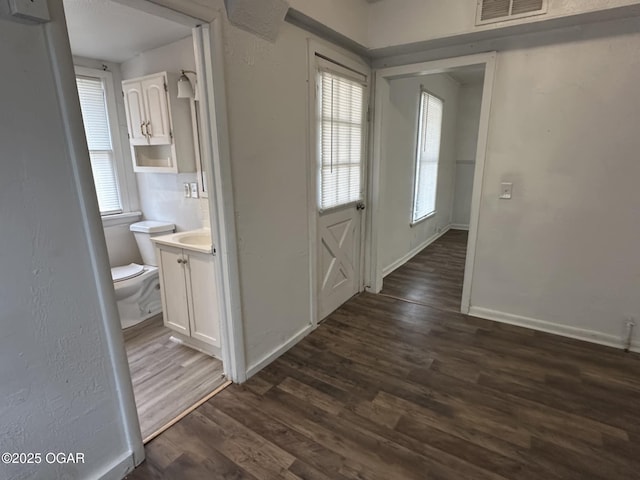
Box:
left=123, top=316, right=225, bottom=441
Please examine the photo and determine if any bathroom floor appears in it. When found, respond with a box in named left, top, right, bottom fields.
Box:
left=123, top=316, right=226, bottom=441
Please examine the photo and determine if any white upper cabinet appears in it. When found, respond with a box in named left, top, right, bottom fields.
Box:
left=123, top=81, right=146, bottom=145
left=122, top=72, right=195, bottom=173
left=141, top=76, right=172, bottom=145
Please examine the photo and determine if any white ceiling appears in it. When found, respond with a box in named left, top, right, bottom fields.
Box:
left=63, top=0, right=192, bottom=64
left=447, top=65, right=485, bottom=85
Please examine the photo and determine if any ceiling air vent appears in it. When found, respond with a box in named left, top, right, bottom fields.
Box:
left=476, top=0, right=547, bottom=25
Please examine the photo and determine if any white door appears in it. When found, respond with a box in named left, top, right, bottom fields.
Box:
left=122, top=81, right=147, bottom=145
left=142, top=75, right=171, bottom=145
left=157, top=247, right=190, bottom=335
left=315, top=57, right=369, bottom=320
left=185, top=252, right=220, bottom=347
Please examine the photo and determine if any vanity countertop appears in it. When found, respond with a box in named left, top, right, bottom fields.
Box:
left=151, top=228, right=213, bottom=254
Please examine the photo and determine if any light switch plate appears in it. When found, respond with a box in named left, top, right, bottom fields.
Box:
left=499, top=182, right=513, bottom=199
left=183, top=183, right=191, bottom=198
left=9, top=0, right=50, bottom=23
left=190, top=182, right=199, bottom=198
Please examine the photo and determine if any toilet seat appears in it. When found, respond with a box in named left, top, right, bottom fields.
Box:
left=111, top=263, right=145, bottom=283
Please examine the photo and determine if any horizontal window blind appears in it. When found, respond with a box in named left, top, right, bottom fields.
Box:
left=412, top=91, right=443, bottom=223
left=318, top=69, right=365, bottom=210
left=76, top=75, right=122, bottom=215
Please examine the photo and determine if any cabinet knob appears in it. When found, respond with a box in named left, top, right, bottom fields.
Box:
left=177, top=258, right=183, bottom=264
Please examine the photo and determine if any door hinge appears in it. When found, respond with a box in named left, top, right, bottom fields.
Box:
left=164, top=82, right=168, bottom=93
left=367, top=107, right=371, bottom=122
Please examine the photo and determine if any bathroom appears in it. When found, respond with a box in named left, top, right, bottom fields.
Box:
left=64, top=0, right=227, bottom=441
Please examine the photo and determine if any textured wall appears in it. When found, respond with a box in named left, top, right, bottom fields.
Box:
left=469, top=17, right=640, bottom=344
left=0, top=3, right=134, bottom=478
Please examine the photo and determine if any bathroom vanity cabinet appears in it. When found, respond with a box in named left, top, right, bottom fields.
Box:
left=155, top=243, right=221, bottom=357
left=122, top=72, right=195, bottom=173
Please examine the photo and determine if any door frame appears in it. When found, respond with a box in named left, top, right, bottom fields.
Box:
left=112, top=3, right=246, bottom=383
left=306, top=39, right=371, bottom=328
left=57, top=0, right=246, bottom=467
left=367, top=52, right=497, bottom=314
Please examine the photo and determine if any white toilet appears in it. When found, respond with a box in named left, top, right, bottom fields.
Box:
left=111, top=220, right=175, bottom=329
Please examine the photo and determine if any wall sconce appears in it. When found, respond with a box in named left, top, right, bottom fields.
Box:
left=177, top=70, right=198, bottom=101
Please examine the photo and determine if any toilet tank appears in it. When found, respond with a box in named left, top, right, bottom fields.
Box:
left=129, top=220, right=175, bottom=266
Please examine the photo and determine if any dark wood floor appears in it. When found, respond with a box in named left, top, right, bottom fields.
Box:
left=381, top=229, right=468, bottom=312
left=127, top=233, right=640, bottom=479
left=124, top=317, right=225, bottom=440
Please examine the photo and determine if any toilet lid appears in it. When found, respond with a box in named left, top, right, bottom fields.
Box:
left=112, top=263, right=145, bottom=282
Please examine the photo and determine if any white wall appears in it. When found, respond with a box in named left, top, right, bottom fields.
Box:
left=367, top=0, right=640, bottom=49
left=467, top=17, right=640, bottom=346
left=121, top=36, right=210, bottom=232
left=221, top=20, right=318, bottom=369
left=452, top=81, right=483, bottom=227
left=379, top=73, right=459, bottom=274
left=0, top=3, right=135, bottom=478
left=288, top=0, right=369, bottom=46
left=74, top=56, right=144, bottom=267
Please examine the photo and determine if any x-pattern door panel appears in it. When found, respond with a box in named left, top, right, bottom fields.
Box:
left=318, top=206, right=361, bottom=320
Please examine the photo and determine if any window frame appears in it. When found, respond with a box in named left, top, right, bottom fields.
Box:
left=411, top=88, right=444, bottom=226
left=74, top=65, right=133, bottom=217
left=315, top=56, right=368, bottom=214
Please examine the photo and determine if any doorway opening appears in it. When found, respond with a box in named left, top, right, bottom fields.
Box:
left=368, top=53, right=496, bottom=314
left=63, top=0, right=235, bottom=442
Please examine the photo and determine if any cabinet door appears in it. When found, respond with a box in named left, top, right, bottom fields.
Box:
left=184, top=252, right=220, bottom=347
left=158, top=247, right=190, bottom=335
left=122, top=81, right=147, bottom=145
left=142, top=76, right=172, bottom=145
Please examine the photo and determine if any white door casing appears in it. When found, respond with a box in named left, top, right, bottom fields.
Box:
left=311, top=50, right=370, bottom=322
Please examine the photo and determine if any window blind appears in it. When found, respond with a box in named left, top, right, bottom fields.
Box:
left=76, top=76, right=122, bottom=215
left=412, top=91, right=443, bottom=223
left=318, top=69, right=365, bottom=211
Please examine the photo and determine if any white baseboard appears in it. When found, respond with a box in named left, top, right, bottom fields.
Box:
left=450, top=224, right=469, bottom=231
left=382, top=226, right=451, bottom=277
left=96, top=450, right=135, bottom=480
left=245, top=324, right=313, bottom=379
left=469, top=306, right=640, bottom=353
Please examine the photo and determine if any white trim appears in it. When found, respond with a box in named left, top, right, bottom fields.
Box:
left=194, top=22, right=247, bottom=383
left=101, top=211, right=142, bottom=228
left=461, top=54, right=496, bottom=314
left=382, top=226, right=451, bottom=277
left=469, top=306, right=640, bottom=354
left=366, top=51, right=497, bottom=310
left=96, top=451, right=135, bottom=480
left=450, top=223, right=469, bottom=231
left=245, top=325, right=314, bottom=379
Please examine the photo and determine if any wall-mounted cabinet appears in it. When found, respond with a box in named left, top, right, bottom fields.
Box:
left=122, top=72, right=195, bottom=173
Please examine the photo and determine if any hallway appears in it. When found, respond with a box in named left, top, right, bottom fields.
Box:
left=127, top=293, right=640, bottom=479
left=381, top=229, right=468, bottom=312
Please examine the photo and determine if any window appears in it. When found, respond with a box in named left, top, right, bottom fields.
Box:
left=317, top=66, right=366, bottom=211
left=76, top=74, right=122, bottom=215
left=412, top=90, right=443, bottom=223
